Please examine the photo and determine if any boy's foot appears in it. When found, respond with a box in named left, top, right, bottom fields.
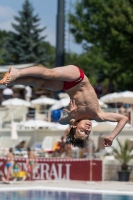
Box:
left=0, top=67, right=19, bottom=85
left=0, top=72, right=9, bottom=85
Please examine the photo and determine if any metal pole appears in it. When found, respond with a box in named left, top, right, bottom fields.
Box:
left=55, top=0, right=65, bottom=67
left=55, top=0, right=65, bottom=99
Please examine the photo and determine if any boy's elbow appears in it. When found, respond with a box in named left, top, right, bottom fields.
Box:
left=58, top=118, right=65, bottom=125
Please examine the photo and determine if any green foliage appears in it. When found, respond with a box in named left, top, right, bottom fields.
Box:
left=2, top=0, right=55, bottom=65
left=65, top=52, right=98, bottom=84
left=69, top=0, right=133, bottom=90
left=40, top=41, right=55, bottom=68
left=0, top=30, right=10, bottom=64
left=112, top=138, right=133, bottom=170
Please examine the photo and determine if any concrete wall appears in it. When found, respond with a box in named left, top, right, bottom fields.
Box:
left=103, top=158, right=133, bottom=181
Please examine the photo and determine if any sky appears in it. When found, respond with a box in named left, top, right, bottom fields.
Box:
left=0, top=0, right=82, bottom=54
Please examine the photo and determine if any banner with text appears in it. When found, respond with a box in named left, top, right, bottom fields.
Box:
left=0, top=158, right=102, bottom=181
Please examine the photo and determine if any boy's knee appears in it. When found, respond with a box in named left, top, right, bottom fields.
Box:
left=43, top=69, right=55, bottom=79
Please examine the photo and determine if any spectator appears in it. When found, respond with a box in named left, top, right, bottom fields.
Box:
left=96, top=82, right=103, bottom=98
left=12, top=161, right=27, bottom=181
left=13, top=161, right=21, bottom=173
left=53, top=140, right=60, bottom=157
left=127, top=104, right=133, bottom=124
left=107, top=80, right=115, bottom=93
left=26, top=147, right=37, bottom=180
left=119, top=104, right=127, bottom=116
left=5, top=148, right=14, bottom=182
left=58, top=136, right=66, bottom=157
left=64, top=127, right=72, bottom=158
left=102, top=84, right=108, bottom=95
left=15, top=140, right=26, bottom=151
left=93, top=85, right=98, bottom=96
left=2, top=87, right=13, bottom=100
left=25, top=86, right=32, bottom=102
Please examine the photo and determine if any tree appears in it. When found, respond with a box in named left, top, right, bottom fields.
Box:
left=0, top=30, right=10, bottom=64
left=2, top=0, right=52, bottom=65
left=69, top=0, right=133, bottom=90
left=65, top=52, right=98, bottom=84
left=40, top=41, right=55, bottom=68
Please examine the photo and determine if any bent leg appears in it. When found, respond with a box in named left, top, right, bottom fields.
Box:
left=12, top=76, right=64, bottom=91
left=18, top=65, right=80, bottom=81
left=1, top=65, right=81, bottom=85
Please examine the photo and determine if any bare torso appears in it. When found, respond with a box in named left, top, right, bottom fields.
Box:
left=66, top=75, right=102, bottom=121
left=6, top=153, right=14, bottom=164
left=28, top=151, right=36, bottom=159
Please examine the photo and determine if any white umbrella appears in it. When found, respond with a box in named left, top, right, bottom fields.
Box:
left=2, top=98, right=31, bottom=107
left=19, top=119, right=54, bottom=129
left=112, top=91, right=133, bottom=104
left=50, top=97, right=108, bottom=111
left=31, top=97, right=57, bottom=106
left=58, top=92, right=69, bottom=99
left=49, top=97, right=70, bottom=110
left=92, top=121, right=131, bottom=132
left=98, top=99, right=108, bottom=108
left=92, top=121, right=116, bottom=132
left=100, top=92, right=119, bottom=103
left=19, top=119, right=69, bottom=130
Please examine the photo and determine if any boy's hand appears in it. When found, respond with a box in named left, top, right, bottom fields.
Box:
left=63, top=99, right=77, bottom=118
left=103, top=136, right=113, bottom=147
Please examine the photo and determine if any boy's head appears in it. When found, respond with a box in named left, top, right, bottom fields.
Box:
left=67, top=119, right=92, bottom=148
left=27, top=147, right=31, bottom=152
left=9, top=148, right=13, bottom=153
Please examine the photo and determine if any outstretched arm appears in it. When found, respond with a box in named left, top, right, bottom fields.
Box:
left=100, top=112, right=129, bottom=146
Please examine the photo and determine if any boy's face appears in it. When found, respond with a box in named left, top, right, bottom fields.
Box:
left=73, top=119, right=92, bottom=140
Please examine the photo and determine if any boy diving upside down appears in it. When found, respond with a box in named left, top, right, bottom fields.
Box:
left=0, top=65, right=128, bottom=148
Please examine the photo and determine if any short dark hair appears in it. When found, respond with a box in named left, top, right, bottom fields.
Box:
left=9, top=148, right=13, bottom=153
left=66, top=127, right=89, bottom=148
left=27, top=147, right=31, bottom=151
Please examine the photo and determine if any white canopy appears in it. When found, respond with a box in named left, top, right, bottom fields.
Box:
left=2, top=98, right=31, bottom=107
left=111, top=91, right=133, bottom=104
left=31, top=96, right=57, bottom=106
left=49, top=97, right=70, bottom=111
left=98, top=99, right=108, bottom=108
left=19, top=119, right=69, bottom=130
left=100, top=92, right=119, bottom=103
left=92, top=121, right=131, bottom=132
left=49, top=97, right=108, bottom=111
left=19, top=119, right=54, bottom=129
left=58, top=93, right=69, bottom=99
